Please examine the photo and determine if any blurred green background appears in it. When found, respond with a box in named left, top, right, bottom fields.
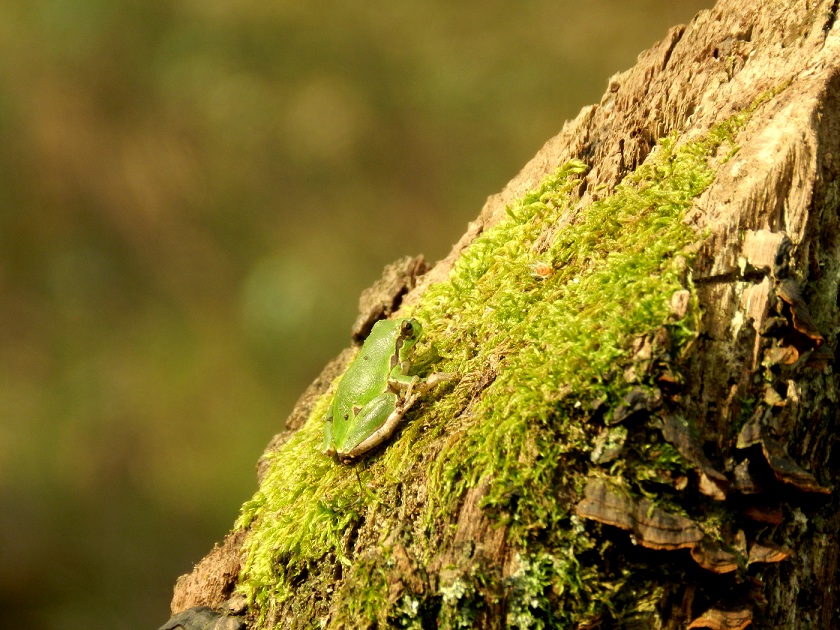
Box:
left=0, top=1, right=712, bottom=628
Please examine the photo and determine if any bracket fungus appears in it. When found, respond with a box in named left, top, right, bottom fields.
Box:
left=736, top=420, right=831, bottom=495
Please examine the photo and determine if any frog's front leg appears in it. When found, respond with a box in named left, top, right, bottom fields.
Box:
left=338, top=391, right=403, bottom=460
left=390, top=371, right=456, bottom=400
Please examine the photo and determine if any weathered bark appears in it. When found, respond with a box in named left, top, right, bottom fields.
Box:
left=163, top=1, right=840, bottom=628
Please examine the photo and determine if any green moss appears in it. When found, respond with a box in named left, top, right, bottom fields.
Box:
left=414, top=137, right=709, bottom=540
left=235, top=92, right=779, bottom=628
left=235, top=385, right=372, bottom=624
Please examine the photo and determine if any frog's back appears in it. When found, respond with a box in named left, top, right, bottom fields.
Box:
left=335, top=324, right=397, bottom=407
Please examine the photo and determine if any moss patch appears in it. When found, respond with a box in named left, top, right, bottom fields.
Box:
left=235, top=93, right=778, bottom=628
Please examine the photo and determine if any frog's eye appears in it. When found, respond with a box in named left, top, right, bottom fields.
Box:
left=400, top=320, right=414, bottom=336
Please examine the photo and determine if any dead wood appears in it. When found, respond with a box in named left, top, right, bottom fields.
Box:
left=163, top=1, right=840, bottom=628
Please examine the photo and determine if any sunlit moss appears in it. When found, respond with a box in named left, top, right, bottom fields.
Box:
left=235, top=90, right=780, bottom=628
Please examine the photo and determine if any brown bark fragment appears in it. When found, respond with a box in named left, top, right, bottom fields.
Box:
left=170, top=530, right=246, bottom=615
left=687, top=607, right=753, bottom=630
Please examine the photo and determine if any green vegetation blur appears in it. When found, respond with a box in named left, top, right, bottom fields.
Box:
left=0, top=1, right=711, bottom=628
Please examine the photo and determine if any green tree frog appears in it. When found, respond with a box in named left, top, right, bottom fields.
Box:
left=322, top=317, right=453, bottom=461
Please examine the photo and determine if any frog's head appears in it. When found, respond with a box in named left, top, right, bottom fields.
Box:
left=397, top=318, right=422, bottom=358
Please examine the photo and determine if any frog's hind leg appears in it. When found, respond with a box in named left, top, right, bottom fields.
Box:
left=321, top=415, right=336, bottom=456
left=340, top=392, right=400, bottom=459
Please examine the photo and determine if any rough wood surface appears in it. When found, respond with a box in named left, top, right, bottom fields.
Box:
left=165, top=1, right=840, bottom=628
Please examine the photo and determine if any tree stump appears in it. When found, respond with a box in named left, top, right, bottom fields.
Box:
left=162, top=1, right=840, bottom=628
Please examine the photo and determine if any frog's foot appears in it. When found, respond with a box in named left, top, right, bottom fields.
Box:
left=414, top=372, right=457, bottom=395
left=403, top=375, right=420, bottom=400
